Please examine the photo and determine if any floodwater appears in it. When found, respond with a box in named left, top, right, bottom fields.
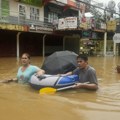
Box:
left=0, top=56, right=120, bottom=120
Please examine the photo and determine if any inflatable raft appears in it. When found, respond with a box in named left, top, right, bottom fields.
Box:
left=29, top=74, right=79, bottom=90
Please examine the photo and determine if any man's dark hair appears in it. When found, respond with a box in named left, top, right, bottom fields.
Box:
left=77, top=54, right=88, bottom=62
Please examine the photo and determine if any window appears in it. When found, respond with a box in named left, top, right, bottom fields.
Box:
left=19, top=4, right=26, bottom=16
left=18, top=4, right=26, bottom=24
left=30, top=7, right=39, bottom=21
left=48, top=12, right=58, bottom=23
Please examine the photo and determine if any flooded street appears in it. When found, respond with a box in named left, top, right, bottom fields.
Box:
left=0, top=56, right=120, bottom=120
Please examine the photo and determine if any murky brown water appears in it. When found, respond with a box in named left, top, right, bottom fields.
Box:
left=0, top=56, right=120, bottom=120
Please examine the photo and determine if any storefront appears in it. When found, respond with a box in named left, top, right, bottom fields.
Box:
left=0, top=23, right=28, bottom=57
left=79, top=30, right=104, bottom=56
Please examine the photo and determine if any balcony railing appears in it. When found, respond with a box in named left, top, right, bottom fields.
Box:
left=0, top=8, right=107, bottom=32
left=0, top=8, right=53, bottom=30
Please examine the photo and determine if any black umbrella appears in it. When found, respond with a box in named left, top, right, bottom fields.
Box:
left=41, top=51, right=78, bottom=75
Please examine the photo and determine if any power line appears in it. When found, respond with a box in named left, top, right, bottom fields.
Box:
left=76, top=0, right=120, bottom=16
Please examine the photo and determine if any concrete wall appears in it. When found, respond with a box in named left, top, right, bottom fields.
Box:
left=9, top=0, right=44, bottom=21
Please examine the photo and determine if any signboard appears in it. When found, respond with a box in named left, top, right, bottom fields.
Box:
left=80, top=16, right=88, bottom=29
left=65, top=17, right=77, bottom=28
left=0, top=23, right=28, bottom=31
left=107, top=20, right=116, bottom=31
left=56, top=0, right=67, bottom=4
left=58, top=18, right=65, bottom=29
left=80, top=22, right=88, bottom=29
left=113, top=33, right=120, bottom=43
left=82, top=30, right=91, bottom=38
left=29, top=24, right=53, bottom=32
left=58, top=17, right=77, bottom=29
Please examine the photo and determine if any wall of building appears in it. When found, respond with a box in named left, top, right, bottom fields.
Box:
left=9, top=0, right=18, bottom=17
left=9, top=0, right=44, bottom=21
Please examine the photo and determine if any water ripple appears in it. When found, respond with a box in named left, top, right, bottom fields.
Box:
left=97, top=82, right=120, bottom=107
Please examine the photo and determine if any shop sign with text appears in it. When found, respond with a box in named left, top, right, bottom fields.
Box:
left=0, top=23, right=28, bottom=31
left=107, top=20, right=116, bottom=31
left=29, top=25, right=53, bottom=32
left=58, top=17, right=77, bottom=29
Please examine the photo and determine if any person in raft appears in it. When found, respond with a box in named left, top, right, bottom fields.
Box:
left=2, top=53, right=45, bottom=84
left=62, top=54, right=98, bottom=90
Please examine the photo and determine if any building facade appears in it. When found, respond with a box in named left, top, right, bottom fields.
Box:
left=0, top=0, right=118, bottom=57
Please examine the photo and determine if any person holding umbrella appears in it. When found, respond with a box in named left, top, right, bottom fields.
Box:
left=62, top=54, right=98, bottom=90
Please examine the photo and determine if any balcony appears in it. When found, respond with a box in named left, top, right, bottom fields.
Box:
left=0, top=8, right=53, bottom=32
left=0, top=7, right=107, bottom=33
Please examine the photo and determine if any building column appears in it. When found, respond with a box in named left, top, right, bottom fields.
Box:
left=113, top=42, right=116, bottom=56
left=16, top=32, right=21, bottom=60
left=42, top=34, right=47, bottom=63
left=103, top=32, right=107, bottom=56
